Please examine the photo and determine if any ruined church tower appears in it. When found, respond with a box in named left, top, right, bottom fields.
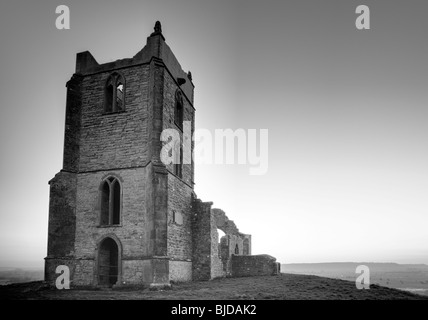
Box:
left=46, top=22, right=276, bottom=288
left=45, top=22, right=197, bottom=287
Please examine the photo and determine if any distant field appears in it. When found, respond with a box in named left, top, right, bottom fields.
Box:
left=0, top=269, right=43, bottom=286
left=281, top=263, right=428, bottom=296
left=1, top=274, right=427, bottom=300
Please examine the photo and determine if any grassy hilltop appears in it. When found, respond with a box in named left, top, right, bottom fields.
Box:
left=0, top=273, right=426, bottom=300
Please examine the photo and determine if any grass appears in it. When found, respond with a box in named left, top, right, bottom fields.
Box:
left=1, top=273, right=427, bottom=300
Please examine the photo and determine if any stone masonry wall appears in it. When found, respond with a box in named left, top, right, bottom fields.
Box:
left=191, top=199, right=213, bottom=281
left=162, top=70, right=194, bottom=186
left=169, top=261, right=192, bottom=282
left=231, top=255, right=280, bottom=278
left=167, top=175, right=193, bottom=261
left=45, top=258, right=76, bottom=285
left=211, top=218, right=226, bottom=279
left=46, top=171, right=77, bottom=259
left=72, top=168, right=148, bottom=285
left=163, top=66, right=195, bottom=281
left=63, top=74, right=82, bottom=172
left=78, top=65, right=150, bottom=172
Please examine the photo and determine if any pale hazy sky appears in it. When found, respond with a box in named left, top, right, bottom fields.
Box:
left=1, top=0, right=428, bottom=268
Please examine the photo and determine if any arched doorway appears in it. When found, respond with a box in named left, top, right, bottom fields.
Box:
left=98, top=237, right=119, bottom=287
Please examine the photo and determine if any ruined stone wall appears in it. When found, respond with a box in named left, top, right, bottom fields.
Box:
left=227, top=234, right=244, bottom=256
left=191, top=199, right=213, bottom=281
left=210, top=217, right=226, bottom=279
left=209, top=209, right=253, bottom=277
left=231, top=255, right=280, bottom=277
left=190, top=206, right=256, bottom=280
left=243, top=236, right=251, bottom=255
left=217, top=237, right=229, bottom=271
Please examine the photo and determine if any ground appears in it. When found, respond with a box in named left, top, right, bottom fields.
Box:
left=0, top=273, right=426, bottom=300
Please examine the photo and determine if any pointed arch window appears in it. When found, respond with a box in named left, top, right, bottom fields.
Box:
left=105, top=73, right=125, bottom=113
left=100, top=177, right=121, bottom=226
left=174, top=90, right=184, bottom=129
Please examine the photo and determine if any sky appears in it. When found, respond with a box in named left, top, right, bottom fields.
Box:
left=0, top=0, right=428, bottom=269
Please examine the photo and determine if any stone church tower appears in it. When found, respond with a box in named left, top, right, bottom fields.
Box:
left=45, top=22, right=278, bottom=288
